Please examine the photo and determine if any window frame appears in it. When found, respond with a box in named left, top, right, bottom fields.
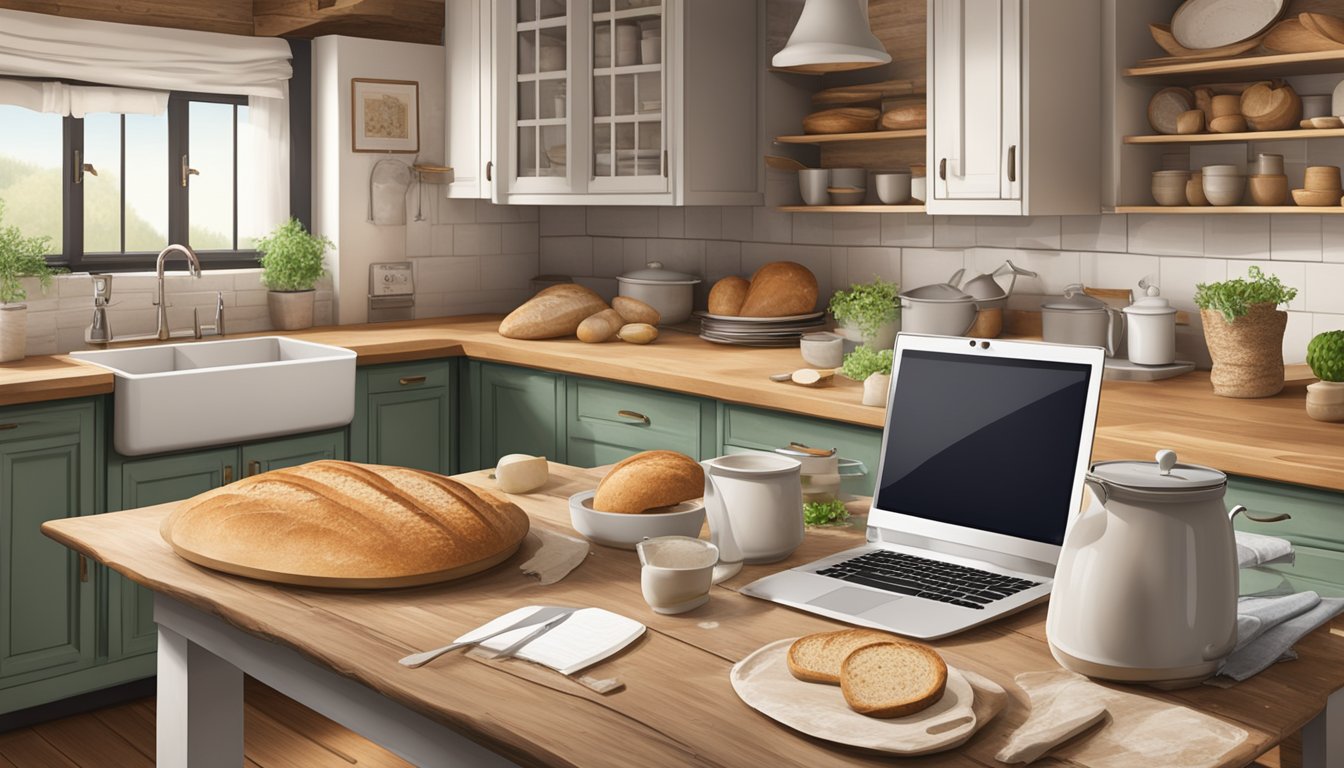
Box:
left=44, top=89, right=260, bottom=272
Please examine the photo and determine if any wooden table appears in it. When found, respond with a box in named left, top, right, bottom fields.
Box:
left=42, top=464, right=1344, bottom=768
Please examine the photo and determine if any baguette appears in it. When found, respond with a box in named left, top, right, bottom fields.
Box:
left=786, top=628, right=898, bottom=684
left=840, top=640, right=948, bottom=718
left=593, top=450, right=703, bottom=514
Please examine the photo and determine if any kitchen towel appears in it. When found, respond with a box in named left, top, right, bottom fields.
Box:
left=1234, top=531, right=1294, bottom=569
left=1214, top=592, right=1344, bottom=683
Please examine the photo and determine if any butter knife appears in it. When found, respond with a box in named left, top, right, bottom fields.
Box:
left=490, top=610, right=576, bottom=661
left=399, top=605, right=575, bottom=668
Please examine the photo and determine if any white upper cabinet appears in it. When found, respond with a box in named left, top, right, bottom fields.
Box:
left=447, top=0, right=761, bottom=206
left=446, top=0, right=496, bottom=199
left=927, top=0, right=1100, bottom=216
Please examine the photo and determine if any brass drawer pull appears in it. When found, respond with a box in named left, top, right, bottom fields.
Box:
left=223, top=465, right=233, bottom=484
left=617, top=409, right=650, bottom=426
left=400, top=375, right=428, bottom=386
left=248, top=460, right=262, bottom=476
left=0, top=423, right=17, bottom=431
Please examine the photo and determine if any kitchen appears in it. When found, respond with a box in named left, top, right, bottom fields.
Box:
left=0, top=0, right=1342, bottom=766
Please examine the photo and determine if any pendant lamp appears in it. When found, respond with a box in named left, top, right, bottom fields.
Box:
left=772, top=0, right=891, bottom=73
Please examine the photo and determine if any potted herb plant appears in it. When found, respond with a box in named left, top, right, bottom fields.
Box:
left=829, top=278, right=901, bottom=350
left=0, top=202, right=55, bottom=363
left=841, top=346, right=894, bottom=407
left=1194, top=266, right=1298, bottom=398
left=257, top=218, right=332, bottom=331
left=1305, top=330, right=1344, bottom=422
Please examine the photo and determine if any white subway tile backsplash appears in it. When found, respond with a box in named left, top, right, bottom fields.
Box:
left=976, top=216, right=1061, bottom=250
left=593, top=237, right=624, bottom=277
left=933, top=216, right=977, bottom=248
left=1128, top=214, right=1204, bottom=257
left=658, top=207, right=684, bottom=238
left=880, top=213, right=934, bottom=247
left=414, top=255, right=481, bottom=294
left=722, top=206, right=752, bottom=241
left=407, top=218, right=432, bottom=256
left=647, top=238, right=707, bottom=278
left=502, top=222, right=539, bottom=254
left=439, top=198, right=478, bottom=224
left=430, top=224, right=455, bottom=256
left=1270, top=214, right=1322, bottom=261
left=540, top=206, right=587, bottom=236
left=901, top=248, right=967, bottom=291
left=1159, top=257, right=1227, bottom=311
left=623, top=238, right=649, bottom=271
left=845, top=247, right=901, bottom=285
left=1080, top=252, right=1160, bottom=293
left=1203, top=215, right=1269, bottom=260
left=1303, top=262, right=1344, bottom=313
left=588, top=206, right=659, bottom=237
left=792, top=212, right=833, bottom=245
left=705, top=240, right=742, bottom=278
left=685, top=207, right=723, bottom=240
left=1061, top=215, right=1128, bottom=253
left=539, top=236, right=594, bottom=277
left=454, top=224, right=502, bottom=256
left=1323, top=216, right=1344, bottom=263
left=1312, top=312, right=1344, bottom=335
left=832, top=213, right=881, bottom=246
left=1284, top=311, right=1314, bottom=364
left=481, top=253, right=539, bottom=290
left=752, top=207, right=793, bottom=243
left=574, top=276, right=619, bottom=302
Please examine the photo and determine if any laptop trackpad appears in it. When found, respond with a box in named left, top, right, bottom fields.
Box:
left=807, top=587, right=901, bottom=615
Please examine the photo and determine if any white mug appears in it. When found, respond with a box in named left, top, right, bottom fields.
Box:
left=637, top=536, right=719, bottom=614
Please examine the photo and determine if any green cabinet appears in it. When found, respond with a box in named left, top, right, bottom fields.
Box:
left=106, top=429, right=347, bottom=659
left=1229, top=475, right=1344, bottom=596
left=718, top=404, right=883, bottom=497
left=351, top=360, right=455, bottom=474
left=566, top=377, right=716, bottom=465
left=461, top=361, right=564, bottom=471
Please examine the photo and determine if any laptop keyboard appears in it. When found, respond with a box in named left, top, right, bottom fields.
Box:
left=815, top=550, right=1041, bottom=610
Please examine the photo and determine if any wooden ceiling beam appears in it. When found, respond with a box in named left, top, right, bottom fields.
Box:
left=253, top=0, right=443, bottom=44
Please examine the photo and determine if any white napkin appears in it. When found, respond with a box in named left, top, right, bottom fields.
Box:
left=1235, top=531, right=1294, bottom=569
left=455, top=606, right=644, bottom=676
left=1213, top=592, right=1344, bottom=683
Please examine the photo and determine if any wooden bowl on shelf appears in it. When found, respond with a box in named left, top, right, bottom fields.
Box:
left=1249, top=174, right=1289, bottom=206
left=1211, top=94, right=1241, bottom=118
left=1177, top=109, right=1205, bottom=134
left=1148, top=23, right=1265, bottom=58
left=1240, top=83, right=1302, bottom=132
left=1186, top=174, right=1209, bottom=206
left=1209, top=115, right=1248, bottom=133
left=1298, top=12, right=1344, bottom=45
left=1292, top=188, right=1342, bottom=207
left=1264, top=17, right=1344, bottom=53
left=1304, top=165, right=1342, bottom=190
left=1310, top=116, right=1344, bottom=129
left=802, top=107, right=880, bottom=135
left=826, top=186, right=866, bottom=205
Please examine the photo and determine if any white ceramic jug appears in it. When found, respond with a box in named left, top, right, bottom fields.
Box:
left=1047, top=449, right=1286, bottom=687
left=701, top=454, right=804, bottom=584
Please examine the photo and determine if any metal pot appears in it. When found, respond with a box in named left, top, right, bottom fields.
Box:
left=899, top=275, right=981, bottom=336
left=616, top=261, right=701, bottom=324
left=1041, top=284, right=1124, bottom=357
left=1048, top=449, right=1285, bottom=686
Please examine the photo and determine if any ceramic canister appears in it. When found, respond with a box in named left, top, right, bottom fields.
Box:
left=1123, top=292, right=1177, bottom=366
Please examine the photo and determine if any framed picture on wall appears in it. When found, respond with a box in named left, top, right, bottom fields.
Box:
left=351, top=78, right=419, bottom=153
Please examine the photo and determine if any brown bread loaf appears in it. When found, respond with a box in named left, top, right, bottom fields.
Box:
left=577, top=308, right=626, bottom=343
left=739, top=262, right=819, bottom=317
left=612, top=296, right=661, bottom=325
left=160, top=461, right=530, bottom=587
left=787, top=629, right=897, bottom=684
left=840, top=641, right=948, bottom=718
left=708, top=276, right=751, bottom=316
left=499, top=284, right=608, bottom=339
left=592, top=450, right=704, bottom=514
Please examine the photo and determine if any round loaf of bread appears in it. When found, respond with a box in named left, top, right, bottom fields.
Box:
left=708, top=276, right=751, bottom=316
left=740, top=262, right=818, bottom=317
left=840, top=640, right=948, bottom=718
left=592, top=450, right=704, bottom=514
left=160, top=461, right=530, bottom=588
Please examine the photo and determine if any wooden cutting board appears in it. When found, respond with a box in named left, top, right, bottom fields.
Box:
left=811, top=78, right=926, bottom=107
left=730, top=638, right=1008, bottom=756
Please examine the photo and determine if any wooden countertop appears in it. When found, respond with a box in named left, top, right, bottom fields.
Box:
left=4, top=316, right=1343, bottom=492
left=42, top=463, right=1344, bottom=768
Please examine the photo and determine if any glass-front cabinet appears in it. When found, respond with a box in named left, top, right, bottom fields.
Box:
left=486, top=0, right=758, bottom=206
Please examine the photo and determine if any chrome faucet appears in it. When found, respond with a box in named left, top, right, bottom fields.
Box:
left=155, top=244, right=201, bottom=340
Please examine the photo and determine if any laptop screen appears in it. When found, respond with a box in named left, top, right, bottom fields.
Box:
left=873, top=349, right=1092, bottom=546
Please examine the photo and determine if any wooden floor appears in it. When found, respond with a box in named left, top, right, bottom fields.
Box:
left=0, top=678, right=412, bottom=767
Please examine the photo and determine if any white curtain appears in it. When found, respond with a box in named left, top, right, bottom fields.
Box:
left=0, top=79, right=168, bottom=117
left=0, top=9, right=291, bottom=98
left=244, top=88, right=291, bottom=244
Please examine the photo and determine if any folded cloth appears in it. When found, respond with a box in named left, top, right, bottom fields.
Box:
left=1215, top=592, right=1344, bottom=682
left=1235, top=531, right=1295, bottom=569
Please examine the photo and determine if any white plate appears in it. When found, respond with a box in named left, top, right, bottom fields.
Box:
left=699, top=334, right=799, bottom=347
left=696, top=311, right=825, bottom=323
left=1170, top=0, right=1285, bottom=50
left=730, top=638, right=1007, bottom=756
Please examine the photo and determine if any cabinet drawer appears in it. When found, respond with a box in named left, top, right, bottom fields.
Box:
left=365, top=361, right=451, bottom=395
left=1228, top=475, right=1344, bottom=554
left=567, top=379, right=713, bottom=465
left=0, top=402, right=92, bottom=444
left=720, top=405, right=882, bottom=496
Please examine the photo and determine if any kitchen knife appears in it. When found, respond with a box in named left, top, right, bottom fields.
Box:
left=399, top=605, right=576, bottom=668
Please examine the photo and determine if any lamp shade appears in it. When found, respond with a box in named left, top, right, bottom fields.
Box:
left=772, top=0, right=891, bottom=73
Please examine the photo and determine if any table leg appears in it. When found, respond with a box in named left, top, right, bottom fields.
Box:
left=156, top=623, right=244, bottom=768
left=1299, top=687, right=1342, bottom=768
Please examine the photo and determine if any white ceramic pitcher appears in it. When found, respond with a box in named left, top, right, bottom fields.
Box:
left=701, top=454, right=804, bottom=584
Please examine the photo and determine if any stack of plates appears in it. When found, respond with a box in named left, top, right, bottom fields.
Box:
left=697, top=311, right=827, bottom=347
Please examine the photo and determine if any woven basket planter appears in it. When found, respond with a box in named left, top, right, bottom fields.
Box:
left=1200, top=304, right=1286, bottom=398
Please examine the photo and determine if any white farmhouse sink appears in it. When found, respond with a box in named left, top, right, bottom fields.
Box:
left=72, top=337, right=356, bottom=456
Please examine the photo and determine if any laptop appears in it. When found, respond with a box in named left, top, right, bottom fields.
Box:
left=741, top=333, right=1104, bottom=639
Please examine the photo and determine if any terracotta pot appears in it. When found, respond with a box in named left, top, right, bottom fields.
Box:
left=268, top=290, right=316, bottom=331
left=0, top=304, right=27, bottom=363
left=1305, top=380, right=1344, bottom=422
left=1200, top=304, right=1286, bottom=398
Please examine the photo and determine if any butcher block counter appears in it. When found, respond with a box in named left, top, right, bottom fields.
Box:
left=3, top=315, right=1342, bottom=492
left=41, top=463, right=1344, bottom=768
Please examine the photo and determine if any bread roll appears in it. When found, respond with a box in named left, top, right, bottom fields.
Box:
left=499, top=284, right=608, bottom=339
left=840, top=641, right=948, bottom=718
left=577, top=308, right=625, bottom=343
left=787, top=629, right=896, bottom=684
left=739, top=262, right=818, bottom=317
left=708, top=276, right=750, bottom=316
left=593, top=450, right=703, bottom=514
left=161, top=461, right=530, bottom=588
left=612, top=296, right=661, bottom=326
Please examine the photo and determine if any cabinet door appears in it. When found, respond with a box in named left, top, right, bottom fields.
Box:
left=930, top=0, right=1015, bottom=201
left=359, top=362, right=454, bottom=474
left=589, top=0, right=669, bottom=195
left=566, top=377, right=713, bottom=465
left=497, top=0, right=577, bottom=197
left=110, top=447, right=237, bottom=658
left=719, top=405, right=882, bottom=497
left=447, top=0, right=495, bottom=199
left=0, top=404, right=96, bottom=688
left=467, top=361, right=565, bottom=469
left=241, top=429, right=347, bottom=477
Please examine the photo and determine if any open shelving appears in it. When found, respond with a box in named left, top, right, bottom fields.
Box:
left=1126, top=49, right=1344, bottom=78
left=774, top=128, right=925, bottom=145
left=777, top=204, right=925, bottom=214
left=1124, top=127, right=1344, bottom=144
left=1115, top=206, right=1344, bottom=214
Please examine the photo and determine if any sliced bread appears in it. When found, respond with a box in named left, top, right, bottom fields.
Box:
left=840, top=641, right=948, bottom=718
left=786, top=628, right=897, bottom=684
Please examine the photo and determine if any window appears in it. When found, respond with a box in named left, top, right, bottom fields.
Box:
left=0, top=90, right=260, bottom=271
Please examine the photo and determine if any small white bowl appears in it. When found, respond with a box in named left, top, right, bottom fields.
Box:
left=568, top=490, right=705, bottom=549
